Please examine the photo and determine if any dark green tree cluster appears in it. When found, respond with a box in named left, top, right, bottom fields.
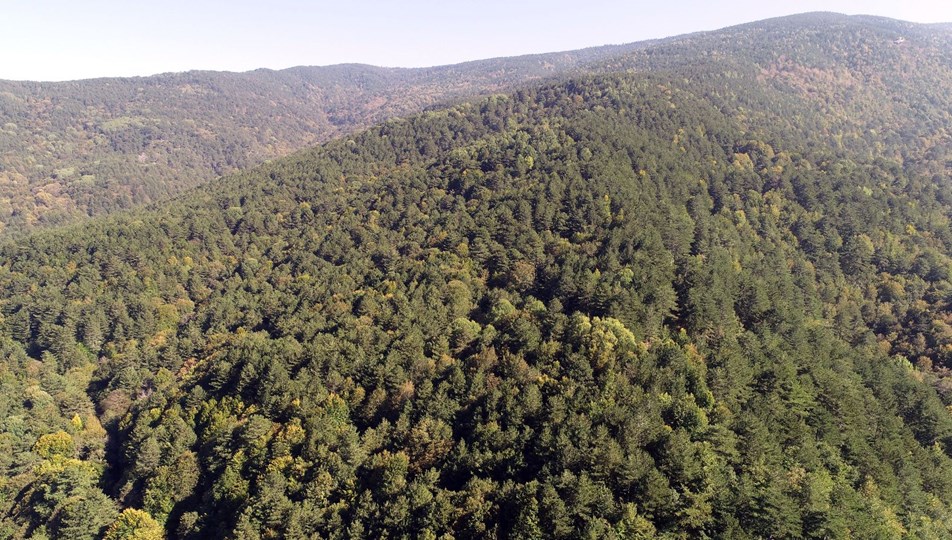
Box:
left=0, top=12, right=951, bottom=540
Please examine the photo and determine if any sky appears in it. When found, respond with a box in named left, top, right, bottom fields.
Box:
left=2, top=0, right=952, bottom=81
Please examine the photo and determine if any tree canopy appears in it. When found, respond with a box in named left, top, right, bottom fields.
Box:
left=0, top=11, right=951, bottom=540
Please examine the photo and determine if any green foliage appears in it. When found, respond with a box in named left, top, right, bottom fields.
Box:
left=32, top=431, right=74, bottom=459
left=103, top=509, right=164, bottom=540
left=0, top=12, right=951, bottom=540
left=0, top=46, right=643, bottom=237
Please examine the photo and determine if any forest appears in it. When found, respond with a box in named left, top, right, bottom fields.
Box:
left=0, top=43, right=641, bottom=237
left=0, top=11, right=951, bottom=539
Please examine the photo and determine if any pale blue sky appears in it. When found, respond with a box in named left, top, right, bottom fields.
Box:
left=2, top=0, right=952, bottom=81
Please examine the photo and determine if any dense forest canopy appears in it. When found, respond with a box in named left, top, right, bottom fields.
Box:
left=0, top=11, right=952, bottom=539
left=0, top=43, right=646, bottom=236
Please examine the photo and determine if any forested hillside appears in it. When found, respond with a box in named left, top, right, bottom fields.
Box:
left=0, top=44, right=644, bottom=236
left=1, top=12, right=952, bottom=539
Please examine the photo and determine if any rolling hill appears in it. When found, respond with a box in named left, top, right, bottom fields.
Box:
left=0, top=43, right=647, bottom=236
left=1, top=12, right=952, bottom=539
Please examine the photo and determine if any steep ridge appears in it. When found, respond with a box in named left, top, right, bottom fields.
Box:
left=1, top=12, right=952, bottom=539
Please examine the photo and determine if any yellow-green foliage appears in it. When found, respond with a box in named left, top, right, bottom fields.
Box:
left=32, top=431, right=74, bottom=460
left=104, top=508, right=164, bottom=540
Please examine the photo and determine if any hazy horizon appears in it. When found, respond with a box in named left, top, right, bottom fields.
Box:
left=3, top=0, right=952, bottom=82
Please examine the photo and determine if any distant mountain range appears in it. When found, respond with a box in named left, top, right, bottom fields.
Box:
left=0, top=42, right=651, bottom=235
left=5, top=12, right=949, bottom=238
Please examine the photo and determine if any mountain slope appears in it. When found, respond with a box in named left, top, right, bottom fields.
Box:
left=6, top=11, right=952, bottom=239
left=606, top=12, right=952, bottom=162
left=0, top=43, right=646, bottom=236
left=1, top=12, right=952, bottom=539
